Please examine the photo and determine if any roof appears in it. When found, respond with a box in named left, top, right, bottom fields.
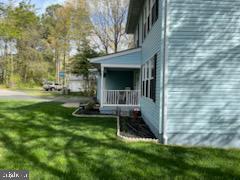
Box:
left=126, top=0, right=145, bottom=34
left=90, top=48, right=142, bottom=67
left=90, top=48, right=141, bottom=63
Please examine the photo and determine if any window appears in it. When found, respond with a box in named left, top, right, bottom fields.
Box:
left=142, top=0, right=159, bottom=41
left=152, top=0, right=159, bottom=25
left=143, top=6, right=147, bottom=39
left=135, top=24, right=140, bottom=47
left=141, top=54, right=157, bottom=101
left=145, top=62, right=149, bottom=97
left=147, top=16, right=150, bottom=32
left=141, top=66, right=145, bottom=96
left=137, top=24, right=140, bottom=46
left=148, top=0, right=151, bottom=32
left=150, top=54, right=157, bottom=101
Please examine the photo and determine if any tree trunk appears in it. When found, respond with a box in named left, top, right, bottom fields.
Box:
left=55, top=49, right=60, bottom=83
left=24, top=64, right=28, bottom=83
left=9, top=53, right=14, bottom=87
left=4, top=40, right=9, bottom=86
left=105, top=46, right=108, bottom=54
left=114, top=40, right=118, bottom=53
left=62, top=38, right=69, bottom=94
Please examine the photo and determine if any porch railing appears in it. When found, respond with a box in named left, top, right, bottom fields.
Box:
left=103, top=90, right=140, bottom=106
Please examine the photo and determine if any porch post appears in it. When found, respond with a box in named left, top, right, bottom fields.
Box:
left=100, top=65, right=104, bottom=107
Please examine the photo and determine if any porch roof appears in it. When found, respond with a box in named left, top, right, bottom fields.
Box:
left=90, top=48, right=142, bottom=68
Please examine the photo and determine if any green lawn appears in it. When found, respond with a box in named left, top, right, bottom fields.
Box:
left=0, top=101, right=240, bottom=179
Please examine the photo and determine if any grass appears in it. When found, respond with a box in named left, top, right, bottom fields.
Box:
left=19, top=88, right=62, bottom=98
left=20, top=89, right=93, bottom=98
left=0, top=100, right=240, bottom=179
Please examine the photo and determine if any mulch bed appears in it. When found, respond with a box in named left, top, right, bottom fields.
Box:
left=76, top=108, right=101, bottom=115
left=119, top=116, right=156, bottom=139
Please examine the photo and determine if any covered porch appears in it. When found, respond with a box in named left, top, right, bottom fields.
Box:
left=102, top=66, right=141, bottom=107
left=90, top=48, right=142, bottom=108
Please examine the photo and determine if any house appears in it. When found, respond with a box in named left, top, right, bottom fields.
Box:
left=67, top=70, right=97, bottom=93
left=91, top=0, right=240, bottom=148
left=67, top=75, right=86, bottom=92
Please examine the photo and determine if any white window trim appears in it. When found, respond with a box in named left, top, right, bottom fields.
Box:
left=141, top=55, right=156, bottom=100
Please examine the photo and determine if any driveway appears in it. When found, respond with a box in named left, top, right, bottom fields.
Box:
left=0, top=89, right=90, bottom=107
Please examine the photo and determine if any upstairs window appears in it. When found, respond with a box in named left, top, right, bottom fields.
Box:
left=135, top=24, right=140, bottom=47
left=137, top=24, right=140, bottom=46
left=143, top=6, right=147, bottom=40
left=147, top=15, right=150, bottom=32
left=152, top=0, right=159, bottom=25
left=148, top=0, right=151, bottom=32
left=142, top=0, right=159, bottom=41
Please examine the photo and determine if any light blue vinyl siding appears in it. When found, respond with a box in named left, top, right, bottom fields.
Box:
left=139, top=0, right=163, bottom=138
left=167, top=0, right=240, bottom=146
left=94, top=50, right=141, bottom=65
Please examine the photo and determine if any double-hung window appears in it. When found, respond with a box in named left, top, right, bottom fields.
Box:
left=143, top=6, right=147, bottom=40
left=151, top=0, right=159, bottom=25
left=141, top=65, right=145, bottom=96
left=142, top=0, right=159, bottom=41
left=150, top=55, right=157, bottom=101
left=141, top=54, right=157, bottom=102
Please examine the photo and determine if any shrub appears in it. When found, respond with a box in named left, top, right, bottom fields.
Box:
left=85, top=101, right=96, bottom=111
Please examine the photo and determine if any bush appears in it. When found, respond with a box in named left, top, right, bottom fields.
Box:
left=85, top=101, right=96, bottom=111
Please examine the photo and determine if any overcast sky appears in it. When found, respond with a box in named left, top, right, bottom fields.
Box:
left=0, top=0, right=65, bottom=14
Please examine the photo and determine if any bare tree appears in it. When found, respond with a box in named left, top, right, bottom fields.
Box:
left=89, top=0, right=130, bottom=53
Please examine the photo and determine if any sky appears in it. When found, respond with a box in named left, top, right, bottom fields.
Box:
left=1, top=0, right=65, bottom=14
left=32, top=0, right=65, bottom=14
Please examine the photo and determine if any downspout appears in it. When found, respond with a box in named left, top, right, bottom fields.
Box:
left=162, top=0, right=169, bottom=145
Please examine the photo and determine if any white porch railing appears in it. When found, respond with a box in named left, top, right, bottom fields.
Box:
left=103, top=90, right=140, bottom=106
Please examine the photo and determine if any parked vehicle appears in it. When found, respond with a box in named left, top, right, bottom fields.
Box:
left=43, top=82, right=62, bottom=91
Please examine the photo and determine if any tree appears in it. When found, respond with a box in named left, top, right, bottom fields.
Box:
left=0, top=1, right=53, bottom=87
left=0, top=2, right=21, bottom=86
left=42, top=4, right=65, bottom=83
left=42, top=0, right=92, bottom=85
left=0, top=0, right=94, bottom=88
left=70, top=40, right=102, bottom=91
left=9, top=2, right=46, bottom=84
left=89, top=0, right=130, bottom=53
left=67, top=0, right=92, bottom=51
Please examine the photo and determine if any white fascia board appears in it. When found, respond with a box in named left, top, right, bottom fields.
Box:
left=102, top=64, right=141, bottom=69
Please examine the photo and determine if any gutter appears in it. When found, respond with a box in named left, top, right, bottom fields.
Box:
left=162, top=0, right=169, bottom=145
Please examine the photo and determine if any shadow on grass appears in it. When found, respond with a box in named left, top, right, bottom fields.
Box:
left=0, top=101, right=240, bottom=179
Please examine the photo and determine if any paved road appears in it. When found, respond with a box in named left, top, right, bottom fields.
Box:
left=0, top=89, right=90, bottom=107
left=0, top=89, right=45, bottom=101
